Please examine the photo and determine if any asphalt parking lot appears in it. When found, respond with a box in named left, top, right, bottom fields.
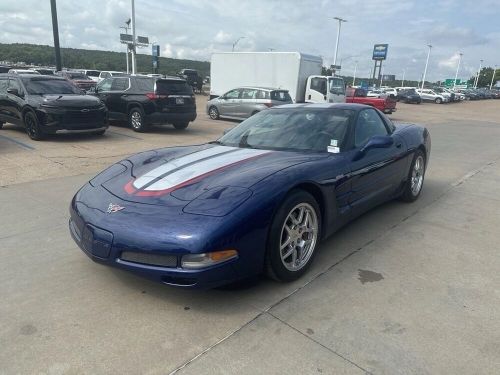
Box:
left=1, top=97, right=499, bottom=374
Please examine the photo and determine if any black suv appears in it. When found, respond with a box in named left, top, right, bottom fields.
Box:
left=0, top=74, right=108, bottom=140
left=92, top=75, right=196, bottom=131
left=397, top=89, right=422, bottom=104
left=178, top=69, right=202, bottom=92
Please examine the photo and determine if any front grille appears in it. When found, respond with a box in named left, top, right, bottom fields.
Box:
left=120, top=251, right=177, bottom=268
left=63, top=109, right=106, bottom=125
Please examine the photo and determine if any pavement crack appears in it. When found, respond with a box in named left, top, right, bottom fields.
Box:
left=266, top=311, right=372, bottom=374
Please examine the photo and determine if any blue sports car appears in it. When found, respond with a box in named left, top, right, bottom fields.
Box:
left=69, top=103, right=430, bottom=288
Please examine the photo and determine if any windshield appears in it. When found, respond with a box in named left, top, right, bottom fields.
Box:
left=22, top=78, right=82, bottom=95
left=406, top=89, right=417, bottom=94
left=329, top=78, right=345, bottom=95
left=218, top=108, right=354, bottom=152
left=85, top=70, right=100, bottom=77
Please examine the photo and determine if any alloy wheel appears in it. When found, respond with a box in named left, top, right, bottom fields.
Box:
left=411, top=155, right=425, bottom=196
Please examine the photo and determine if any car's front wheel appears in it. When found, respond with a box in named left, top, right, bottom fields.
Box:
left=266, top=190, right=321, bottom=282
left=435, top=97, right=442, bottom=104
left=128, top=107, right=147, bottom=132
left=401, top=150, right=426, bottom=202
left=173, top=121, right=189, bottom=130
left=208, top=106, right=219, bottom=120
left=24, top=111, right=44, bottom=140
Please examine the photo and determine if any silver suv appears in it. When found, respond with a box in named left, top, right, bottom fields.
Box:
left=206, top=87, right=292, bottom=120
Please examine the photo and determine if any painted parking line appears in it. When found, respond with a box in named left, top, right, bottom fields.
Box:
left=107, top=130, right=143, bottom=140
left=0, top=134, right=35, bottom=151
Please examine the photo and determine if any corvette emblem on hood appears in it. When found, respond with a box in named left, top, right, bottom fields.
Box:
left=107, top=203, right=125, bottom=214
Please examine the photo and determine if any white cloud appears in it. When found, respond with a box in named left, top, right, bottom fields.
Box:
left=214, top=30, right=232, bottom=44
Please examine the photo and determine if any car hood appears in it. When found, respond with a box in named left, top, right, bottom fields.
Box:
left=35, top=94, right=102, bottom=108
left=100, top=144, right=327, bottom=206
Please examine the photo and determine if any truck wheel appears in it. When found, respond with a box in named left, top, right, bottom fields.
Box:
left=208, top=106, right=219, bottom=120
left=435, top=98, right=442, bottom=104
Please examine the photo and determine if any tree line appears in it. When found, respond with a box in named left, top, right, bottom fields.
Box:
left=0, top=43, right=210, bottom=77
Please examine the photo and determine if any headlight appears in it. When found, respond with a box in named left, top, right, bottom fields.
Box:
left=181, top=250, right=238, bottom=269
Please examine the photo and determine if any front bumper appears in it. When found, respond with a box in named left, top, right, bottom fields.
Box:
left=37, top=107, right=108, bottom=134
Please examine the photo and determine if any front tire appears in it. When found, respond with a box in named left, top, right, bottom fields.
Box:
left=24, top=111, right=44, bottom=140
left=128, top=107, right=147, bottom=132
left=208, top=106, right=220, bottom=120
left=266, top=190, right=321, bottom=282
left=435, top=97, right=442, bottom=104
left=401, top=150, right=426, bottom=202
left=173, top=121, right=189, bottom=130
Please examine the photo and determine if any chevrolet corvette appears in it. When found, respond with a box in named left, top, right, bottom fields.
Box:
left=69, top=103, right=430, bottom=288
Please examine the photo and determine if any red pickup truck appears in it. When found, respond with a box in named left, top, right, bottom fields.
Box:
left=345, top=87, right=397, bottom=114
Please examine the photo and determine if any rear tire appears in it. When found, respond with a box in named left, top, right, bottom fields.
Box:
left=128, top=107, right=147, bottom=132
left=24, top=111, right=44, bottom=141
left=401, top=150, right=426, bottom=202
left=265, top=190, right=321, bottom=282
left=173, top=121, right=189, bottom=130
left=208, top=106, right=219, bottom=120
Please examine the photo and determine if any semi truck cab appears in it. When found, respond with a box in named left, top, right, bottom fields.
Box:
left=305, top=76, right=345, bottom=103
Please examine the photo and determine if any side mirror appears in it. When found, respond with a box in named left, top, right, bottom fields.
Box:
left=7, top=88, right=20, bottom=96
left=353, top=135, right=393, bottom=160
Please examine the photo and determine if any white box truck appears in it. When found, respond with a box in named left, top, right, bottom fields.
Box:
left=210, top=52, right=345, bottom=103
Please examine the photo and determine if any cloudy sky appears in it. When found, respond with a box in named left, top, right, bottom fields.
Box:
left=1, top=0, right=498, bottom=81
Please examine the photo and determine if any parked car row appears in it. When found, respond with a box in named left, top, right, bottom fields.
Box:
left=0, top=72, right=197, bottom=140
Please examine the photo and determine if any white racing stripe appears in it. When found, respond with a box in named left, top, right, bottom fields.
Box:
left=133, top=145, right=236, bottom=189
left=144, top=148, right=271, bottom=191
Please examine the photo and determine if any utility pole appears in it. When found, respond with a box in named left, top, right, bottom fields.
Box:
left=490, top=65, right=497, bottom=90
left=421, top=44, right=432, bottom=90
left=332, top=17, right=347, bottom=75
left=401, top=69, right=406, bottom=87
left=453, top=52, right=462, bottom=89
left=352, top=60, right=358, bottom=86
left=130, top=0, right=137, bottom=74
left=50, top=0, right=62, bottom=71
left=120, top=21, right=131, bottom=74
left=474, top=59, right=483, bottom=89
left=379, top=66, right=383, bottom=88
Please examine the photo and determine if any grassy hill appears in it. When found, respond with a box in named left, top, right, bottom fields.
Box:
left=0, top=43, right=210, bottom=77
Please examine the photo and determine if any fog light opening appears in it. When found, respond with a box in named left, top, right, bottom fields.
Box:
left=181, top=250, right=238, bottom=269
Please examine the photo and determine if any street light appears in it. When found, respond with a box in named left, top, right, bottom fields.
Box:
left=474, top=59, right=483, bottom=89
left=421, top=44, right=432, bottom=90
left=331, top=17, right=347, bottom=74
left=401, top=68, right=406, bottom=87
left=490, top=65, right=497, bottom=90
left=352, top=60, right=358, bottom=86
left=130, top=0, right=137, bottom=74
left=120, top=21, right=131, bottom=74
left=232, top=37, right=245, bottom=52
left=453, top=52, right=463, bottom=89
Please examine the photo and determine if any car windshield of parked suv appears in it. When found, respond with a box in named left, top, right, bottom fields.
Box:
left=156, top=79, right=193, bottom=94
left=67, top=73, right=90, bottom=80
left=22, top=78, right=82, bottom=95
left=85, top=70, right=100, bottom=77
left=217, top=108, right=355, bottom=152
left=270, top=90, right=292, bottom=102
left=406, top=89, right=417, bottom=95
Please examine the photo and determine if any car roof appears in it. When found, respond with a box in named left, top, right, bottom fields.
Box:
left=238, top=86, right=288, bottom=91
left=271, top=103, right=375, bottom=111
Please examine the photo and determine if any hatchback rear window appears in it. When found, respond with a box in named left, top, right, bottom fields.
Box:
left=271, top=90, right=292, bottom=102
left=156, top=80, right=193, bottom=94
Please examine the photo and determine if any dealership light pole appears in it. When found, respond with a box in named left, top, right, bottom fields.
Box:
left=332, top=17, right=347, bottom=74
left=130, top=0, right=137, bottom=74
left=232, top=37, right=245, bottom=52
left=50, top=0, right=62, bottom=71
left=401, top=68, right=406, bottom=87
left=453, top=52, right=463, bottom=89
left=474, top=59, right=483, bottom=89
left=421, top=44, right=432, bottom=90
left=352, top=60, right=358, bottom=86
left=120, top=21, right=131, bottom=74
left=490, top=65, right=497, bottom=90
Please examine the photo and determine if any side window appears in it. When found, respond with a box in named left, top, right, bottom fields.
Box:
left=241, top=88, right=257, bottom=99
left=310, top=78, right=327, bottom=95
left=98, top=78, right=112, bottom=91
left=136, top=78, right=154, bottom=92
left=8, top=78, right=22, bottom=93
left=111, top=78, right=129, bottom=91
left=225, top=89, right=240, bottom=99
left=354, top=109, right=389, bottom=147
left=0, top=78, right=8, bottom=94
left=255, top=90, right=267, bottom=99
